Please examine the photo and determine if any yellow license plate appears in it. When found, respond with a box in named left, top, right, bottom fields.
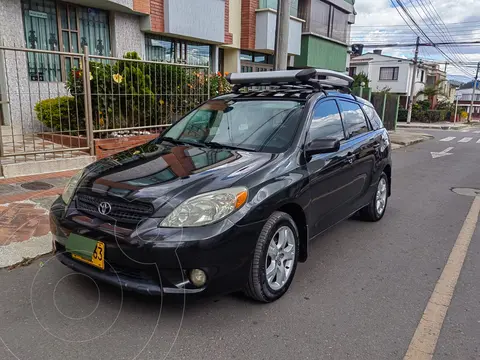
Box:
left=72, top=241, right=105, bottom=270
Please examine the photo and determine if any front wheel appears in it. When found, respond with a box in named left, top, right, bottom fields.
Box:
left=359, top=173, right=388, bottom=221
left=244, top=211, right=299, bottom=302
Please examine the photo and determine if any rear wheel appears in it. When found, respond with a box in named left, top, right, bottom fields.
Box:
left=359, top=173, right=388, bottom=221
left=244, top=211, right=299, bottom=302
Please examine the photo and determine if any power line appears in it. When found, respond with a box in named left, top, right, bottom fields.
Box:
left=391, top=0, right=474, bottom=77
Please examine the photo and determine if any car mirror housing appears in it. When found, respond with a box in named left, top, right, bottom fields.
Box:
left=305, top=138, right=340, bottom=157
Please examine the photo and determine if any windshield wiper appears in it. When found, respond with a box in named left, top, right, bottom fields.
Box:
left=161, top=137, right=200, bottom=147
left=203, top=141, right=255, bottom=152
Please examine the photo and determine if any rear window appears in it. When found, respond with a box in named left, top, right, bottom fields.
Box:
left=162, top=99, right=304, bottom=153
left=362, top=104, right=383, bottom=130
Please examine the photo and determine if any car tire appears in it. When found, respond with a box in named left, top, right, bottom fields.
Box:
left=359, top=172, right=388, bottom=222
left=244, top=211, right=299, bottom=303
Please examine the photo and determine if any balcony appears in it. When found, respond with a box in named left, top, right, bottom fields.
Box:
left=255, top=8, right=304, bottom=55
left=163, top=0, right=225, bottom=43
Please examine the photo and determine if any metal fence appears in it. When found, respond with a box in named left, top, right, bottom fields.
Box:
left=353, top=87, right=400, bottom=131
left=0, top=46, right=91, bottom=166
left=0, top=45, right=210, bottom=174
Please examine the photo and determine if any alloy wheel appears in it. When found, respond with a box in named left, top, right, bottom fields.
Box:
left=376, top=177, right=387, bottom=215
left=265, top=226, right=296, bottom=291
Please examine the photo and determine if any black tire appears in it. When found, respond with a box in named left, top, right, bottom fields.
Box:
left=359, top=172, right=388, bottom=222
left=244, top=211, right=299, bottom=303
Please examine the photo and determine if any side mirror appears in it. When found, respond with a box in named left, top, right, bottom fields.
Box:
left=305, top=138, right=340, bottom=157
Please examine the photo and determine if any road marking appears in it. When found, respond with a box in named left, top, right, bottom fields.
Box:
left=439, top=137, right=455, bottom=142
left=403, top=196, right=480, bottom=360
left=477, top=139, right=480, bottom=144
left=458, top=137, right=472, bottom=143
left=473, top=130, right=480, bottom=133
left=460, top=129, right=470, bottom=132
left=431, top=147, right=454, bottom=158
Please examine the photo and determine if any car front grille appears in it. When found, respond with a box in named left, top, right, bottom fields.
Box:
left=76, top=194, right=154, bottom=224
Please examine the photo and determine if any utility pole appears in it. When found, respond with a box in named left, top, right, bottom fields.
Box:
left=467, top=61, right=480, bottom=123
left=406, top=36, right=420, bottom=124
left=273, top=0, right=290, bottom=70
left=453, top=93, right=460, bottom=123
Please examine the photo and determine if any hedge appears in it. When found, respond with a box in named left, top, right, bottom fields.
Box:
left=34, top=96, right=85, bottom=132
left=397, top=108, right=447, bottom=123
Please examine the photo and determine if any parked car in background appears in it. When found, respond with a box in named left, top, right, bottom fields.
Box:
left=50, top=69, right=392, bottom=302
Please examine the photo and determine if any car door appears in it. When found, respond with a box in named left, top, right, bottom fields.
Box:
left=305, top=99, right=358, bottom=237
left=337, top=99, right=377, bottom=214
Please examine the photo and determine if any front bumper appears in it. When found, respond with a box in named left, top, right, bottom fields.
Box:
left=50, top=198, right=264, bottom=296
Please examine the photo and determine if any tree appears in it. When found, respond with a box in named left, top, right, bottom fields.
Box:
left=415, top=79, right=447, bottom=109
left=352, top=72, right=370, bottom=88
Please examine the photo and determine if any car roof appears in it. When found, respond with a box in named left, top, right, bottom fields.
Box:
left=216, top=89, right=372, bottom=106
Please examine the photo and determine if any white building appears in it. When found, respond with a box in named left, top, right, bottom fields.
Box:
left=349, top=51, right=448, bottom=107
left=456, top=81, right=480, bottom=119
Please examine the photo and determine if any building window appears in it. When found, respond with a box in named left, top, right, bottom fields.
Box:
left=77, top=7, right=111, bottom=56
left=331, top=8, right=348, bottom=42
left=22, top=0, right=110, bottom=81
left=240, top=51, right=274, bottom=72
left=258, top=0, right=299, bottom=17
left=421, top=70, right=424, bottom=82
left=22, top=0, right=61, bottom=81
left=306, top=0, right=348, bottom=43
left=379, top=67, right=399, bottom=81
left=349, top=67, right=357, bottom=77
left=145, top=35, right=210, bottom=66
left=309, top=0, right=330, bottom=36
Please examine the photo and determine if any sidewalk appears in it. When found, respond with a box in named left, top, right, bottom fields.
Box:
left=0, top=171, right=74, bottom=268
left=396, top=121, right=476, bottom=130
left=389, top=130, right=434, bottom=149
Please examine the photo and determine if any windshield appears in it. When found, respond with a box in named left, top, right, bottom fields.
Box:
left=161, top=99, right=304, bottom=152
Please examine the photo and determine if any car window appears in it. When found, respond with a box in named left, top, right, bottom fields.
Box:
left=362, top=104, right=383, bottom=130
left=338, top=100, right=370, bottom=138
left=308, top=100, right=345, bottom=141
left=162, top=99, right=304, bottom=153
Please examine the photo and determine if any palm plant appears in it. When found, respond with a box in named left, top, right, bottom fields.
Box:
left=415, top=79, right=447, bottom=109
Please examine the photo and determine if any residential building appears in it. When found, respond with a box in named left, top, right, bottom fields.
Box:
left=0, top=0, right=355, bottom=130
left=349, top=51, right=448, bottom=107
left=456, top=81, right=480, bottom=119
left=295, top=0, right=355, bottom=72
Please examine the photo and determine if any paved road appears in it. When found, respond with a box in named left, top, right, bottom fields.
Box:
left=1, top=130, right=480, bottom=360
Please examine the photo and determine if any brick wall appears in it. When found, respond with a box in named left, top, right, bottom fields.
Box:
left=133, top=0, right=150, bottom=14
left=224, top=0, right=233, bottom=44
left=241, top=0, right=258, bottom=49
left=150, top=0, right=165, bottom=33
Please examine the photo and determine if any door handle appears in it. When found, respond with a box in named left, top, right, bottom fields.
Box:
left=346, top=153, right=356, bottom=164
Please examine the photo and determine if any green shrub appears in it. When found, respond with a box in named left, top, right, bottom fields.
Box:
left=397, top=108, right=407, bottom=122
left=412, top=110, right=447, bottom=123
left=34, top=96, right=84, bottom=132
left=416, top=100, right=431, bottom=111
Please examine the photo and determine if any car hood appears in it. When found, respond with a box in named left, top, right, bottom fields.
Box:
left=77, top=139, right=274, bottom=211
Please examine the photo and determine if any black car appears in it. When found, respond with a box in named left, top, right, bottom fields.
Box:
left=50, top=69, right=391, bottom=302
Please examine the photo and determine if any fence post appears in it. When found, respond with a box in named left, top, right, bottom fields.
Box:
left=381, top=93, right=387, bottom=121
left=394, top=95, right=400, bottom=131
left=82, top=46, right=94, bottom=156
left=207, top=68, right=211, bottom=100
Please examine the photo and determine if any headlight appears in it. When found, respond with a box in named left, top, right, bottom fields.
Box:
left=160, top=187, right=248, bottom=227
left=62, top=169, right=84, bottom=205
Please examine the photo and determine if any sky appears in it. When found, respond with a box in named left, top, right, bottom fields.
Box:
left=351, top=0, right=480, bottom=81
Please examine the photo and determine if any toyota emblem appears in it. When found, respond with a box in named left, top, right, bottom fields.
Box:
left=98, top=202, right=112, bottom=215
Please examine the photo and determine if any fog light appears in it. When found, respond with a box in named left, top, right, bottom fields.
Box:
left=189, top=269, right=207, bottom=287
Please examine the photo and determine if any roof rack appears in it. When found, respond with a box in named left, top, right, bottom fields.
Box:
left=226, top=68, right=353, bottom=94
